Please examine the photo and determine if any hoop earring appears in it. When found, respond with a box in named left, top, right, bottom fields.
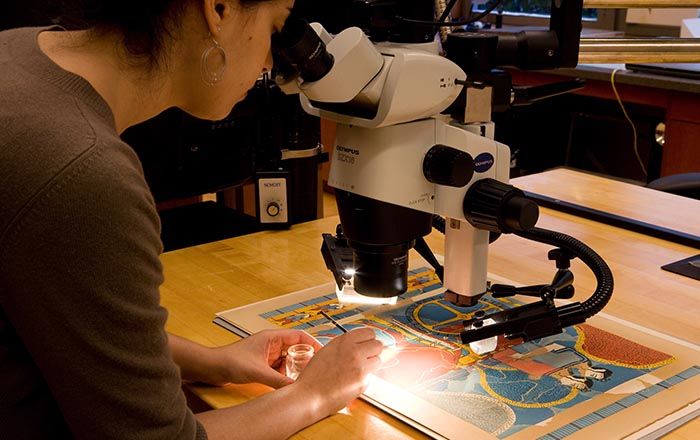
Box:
left=201, top=33, right=227, bottom=86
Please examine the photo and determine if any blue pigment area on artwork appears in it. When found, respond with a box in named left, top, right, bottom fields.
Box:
left=416, top=303, right=458, bottom=324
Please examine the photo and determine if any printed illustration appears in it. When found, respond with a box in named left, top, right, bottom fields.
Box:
left=217, top=267, right=699, bottom=439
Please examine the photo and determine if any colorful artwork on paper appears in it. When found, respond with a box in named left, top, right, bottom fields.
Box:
left=256, top=268, right=676, bottom=438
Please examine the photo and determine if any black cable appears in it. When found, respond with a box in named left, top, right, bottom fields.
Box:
left=415, top=237, right=445, bottom=282
left=397, top=0, right=506, bottom=27
left=432, top=215, right=446, bottom=233
left=432, top=214, right=613, bottom=325
left=514, top=227, right=614, bottom=323
left=438, top=0, right=459, bottom=23
left=423, top=215, right=447, bottom=279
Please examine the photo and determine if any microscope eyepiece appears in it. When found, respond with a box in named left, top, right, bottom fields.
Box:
left=272, top=15, right=334, bottom=83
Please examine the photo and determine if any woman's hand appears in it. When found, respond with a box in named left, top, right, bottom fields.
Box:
left=182, top=326, right=383, bottom=419
left=211, top=329, right=323, bottom=388
left=292, top=327, right=384, bottom=416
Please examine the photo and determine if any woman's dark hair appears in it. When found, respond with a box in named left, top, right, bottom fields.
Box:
left=62, top=0, right=272, bottom=69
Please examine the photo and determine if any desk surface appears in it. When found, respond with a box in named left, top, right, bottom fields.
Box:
left=161, top=168, right=699, bottom=439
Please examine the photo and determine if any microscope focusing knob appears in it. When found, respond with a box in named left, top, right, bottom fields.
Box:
left=423, top=145, right=474, bottom=188
left=463, top=178, right=539, bottom=233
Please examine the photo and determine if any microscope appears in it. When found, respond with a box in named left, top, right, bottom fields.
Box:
left=273, top=0, right=614, bottom=348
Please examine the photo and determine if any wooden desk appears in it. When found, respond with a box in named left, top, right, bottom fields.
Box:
left=161, top=168, right=699, bottom=439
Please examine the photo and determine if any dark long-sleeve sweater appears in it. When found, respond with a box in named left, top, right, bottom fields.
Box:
left=0, top=27, right=206, bottom=439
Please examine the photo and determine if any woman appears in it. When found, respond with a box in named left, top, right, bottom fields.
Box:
left=0, top=0, right=383, bottom=438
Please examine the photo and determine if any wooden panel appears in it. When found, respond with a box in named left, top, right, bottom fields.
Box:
left=242, top=182, right=256, bottom=218
left=585, top=0, right=700, bottom=7
left=668, top=91, right=700, bottom=124
left=508, top=69, right=672, bottom=108
left=663, top=119, right=700, bottom=174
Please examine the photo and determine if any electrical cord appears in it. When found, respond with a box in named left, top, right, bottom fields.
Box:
left=514, top=227, right=614, bottom=323
left=397, top=0, right=506, bottom=27
left=611, top=68, right=648, bottom=179
left=432, top=214, right=446, bottom=233
left=439, top=0, right=459, bottom=22
left=435, top=0, right=454, bottom=43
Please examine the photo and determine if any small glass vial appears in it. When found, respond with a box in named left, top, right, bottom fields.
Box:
left=285, top=343, right=315, bottom=380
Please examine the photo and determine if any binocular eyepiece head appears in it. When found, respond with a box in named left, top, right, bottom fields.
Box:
left=272, top=15, right=334, bottom=83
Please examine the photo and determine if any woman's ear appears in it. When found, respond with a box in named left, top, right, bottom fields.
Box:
left=202, top=0, right=232, bottom=37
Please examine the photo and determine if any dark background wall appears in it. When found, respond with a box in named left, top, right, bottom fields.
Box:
left=494, top=94, right=665, bottom=184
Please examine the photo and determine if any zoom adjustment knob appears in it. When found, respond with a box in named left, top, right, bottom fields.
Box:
left=463, top=178, right=539, bottom=233
left=423, top=145, right=474, bottom=188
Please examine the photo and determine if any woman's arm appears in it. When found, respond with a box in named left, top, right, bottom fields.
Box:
left=198, top=328, right=382, bottom=439
left=168, top=329, right=323, bottom=388
left=184, top=328, right=383, bottom=439
left=196, top=381, right=325, bottom=440
left=168, top=334, right=230, bottom=385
